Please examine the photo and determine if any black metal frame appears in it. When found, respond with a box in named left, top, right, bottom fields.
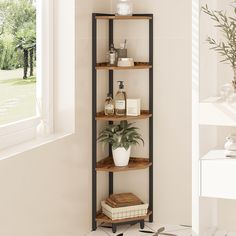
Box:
left=92, top=13, right=154, bottom=232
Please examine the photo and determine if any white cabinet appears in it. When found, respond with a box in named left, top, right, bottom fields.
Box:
left=200, top=150, right=236, bottom=200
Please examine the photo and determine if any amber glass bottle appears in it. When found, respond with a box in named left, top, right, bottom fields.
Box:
left=115, top=81, right=126, bottom=116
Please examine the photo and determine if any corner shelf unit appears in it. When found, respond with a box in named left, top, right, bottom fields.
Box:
left=92, top=13, right=154, bottom=232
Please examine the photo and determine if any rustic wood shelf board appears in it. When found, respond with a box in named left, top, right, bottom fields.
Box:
left=96, top=110, right=152, bottom=121
left=96, top=15, right=152, bottom=20
left=96, top=210, right=152, bottom=223
left=96, top=157, right=152, bottom=172
left=96, top=62, right=152, bottom=70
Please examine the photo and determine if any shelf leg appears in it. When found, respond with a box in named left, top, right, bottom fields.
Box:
left=112, top=224, right=117, bottom=233
left=92, top=13, right=97, bottom=231
left=140, top=220, right=145, bottom=229
left=109, top=172, right=113, bottom=195
left=108, top=19, right=114, bottom=198
left=149, top=16, right=154, bottom=224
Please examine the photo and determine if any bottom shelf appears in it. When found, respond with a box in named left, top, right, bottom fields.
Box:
left=96, top=209, right=152, bottom=224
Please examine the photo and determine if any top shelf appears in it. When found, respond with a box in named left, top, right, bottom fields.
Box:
left=95, top=15, right=153, bottom=20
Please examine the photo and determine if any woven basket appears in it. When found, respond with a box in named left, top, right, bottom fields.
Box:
left=101, top=201, right=148, bottom=220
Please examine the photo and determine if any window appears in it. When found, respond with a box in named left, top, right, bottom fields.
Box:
left=0, top=0, right=37, bottom=125
left=0, top=0, right=53, bottom=151
left=0, top=0, right=75, bottom=156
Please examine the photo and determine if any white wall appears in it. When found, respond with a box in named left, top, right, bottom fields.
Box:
left=0, top=1, right=192, bottom=235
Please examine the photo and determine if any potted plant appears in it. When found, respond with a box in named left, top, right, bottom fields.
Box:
left=202, top=2, right=236, bottom=91
left=97, top=120, right=144, bottom=167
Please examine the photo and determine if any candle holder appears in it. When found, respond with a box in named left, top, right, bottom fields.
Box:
left=116, top=0, right=133, bottom=16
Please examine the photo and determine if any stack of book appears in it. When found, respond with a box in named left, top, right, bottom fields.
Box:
left=101, top=193, right=148, bottom=220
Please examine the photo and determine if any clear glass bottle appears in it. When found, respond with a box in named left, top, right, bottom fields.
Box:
left=104, top=93, right=114, bottom=116
left=115, top=81, right=126, bottom=116
left=107, top=44, right=117, bottom=66
left=116, top=0, right=133, bottom=16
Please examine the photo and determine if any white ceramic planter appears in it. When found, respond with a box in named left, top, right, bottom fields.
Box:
left=112, top=147, right=131, bottom=167
left=225, top=134, right=236, bottom=151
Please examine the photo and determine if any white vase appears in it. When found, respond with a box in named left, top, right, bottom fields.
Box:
left=112, top=147, right=131, bottom=167
left=225, top=134, right=236, bottom=151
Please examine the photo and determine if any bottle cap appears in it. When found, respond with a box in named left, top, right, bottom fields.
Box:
left=117, top=81, right=124, bottom=89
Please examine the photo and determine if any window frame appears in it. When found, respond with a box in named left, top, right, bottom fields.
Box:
left=0, top=0, right=54, bottom=150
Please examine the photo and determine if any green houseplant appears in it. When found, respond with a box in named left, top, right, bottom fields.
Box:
left=97, top=120, right=144, bottom=167
left=202, top=2, right=236, bottom=90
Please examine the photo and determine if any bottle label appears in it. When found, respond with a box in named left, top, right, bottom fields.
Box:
left=115, top=100, right=125, bottom=109
left=105, top=104, right=114, bottom=110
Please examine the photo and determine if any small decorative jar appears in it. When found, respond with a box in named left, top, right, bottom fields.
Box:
left=224, top=134, right=236, bottom=151
left=116, top=0, right=133, bottom=16
left=104, top=93, right=114, bottom=116
left=107, top=44, right=118, bottom=65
